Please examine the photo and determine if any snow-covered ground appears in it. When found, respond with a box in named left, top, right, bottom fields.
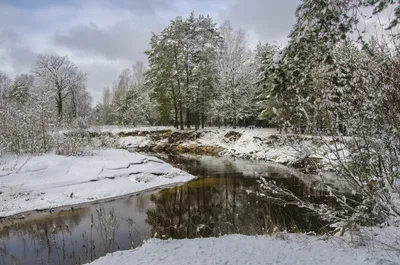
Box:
left=90, top=125, right=171, bottom=134
left=183, top=128, right=297, bottom=162
left=111, top=126, right=340, bottom=171
left=0, top=149, right=194, bottom=218
left=87, top=228, right=400, bottom=265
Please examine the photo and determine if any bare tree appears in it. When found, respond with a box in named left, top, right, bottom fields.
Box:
left=32, top=54, right=87, bottom=120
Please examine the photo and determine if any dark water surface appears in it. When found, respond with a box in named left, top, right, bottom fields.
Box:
left=0, top=154, right=330, bottom=265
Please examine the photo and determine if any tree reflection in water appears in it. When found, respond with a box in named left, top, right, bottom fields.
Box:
left=146, top=155, right=329, bottom=239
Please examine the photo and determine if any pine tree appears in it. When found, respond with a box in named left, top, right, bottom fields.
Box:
left=145, top=12, right=221, bottom=129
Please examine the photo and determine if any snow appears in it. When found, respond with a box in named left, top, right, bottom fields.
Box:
left=180, top=128, right=316, bottom=165
left=119, top=136, right=151, bottom=149
left=90, top=126, right=344, bottom=171
left=90, top=126, right=171, bottom=135
left=0, top=149, right=194, bottom=218
left=273, top=49, right=285, bottom=64
left=86, top=230, right=400, bottom=265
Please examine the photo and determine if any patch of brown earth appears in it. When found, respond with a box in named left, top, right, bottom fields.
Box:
left=224, top=131, right=242, bottom=142
left=150, top=143, right=225, bottom=156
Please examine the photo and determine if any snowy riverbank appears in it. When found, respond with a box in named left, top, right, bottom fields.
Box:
left=86, top=228, right=400, bottom=265
left=0, top=149, right=194, bottom=218
left=89, top=126, right=341, bottom=173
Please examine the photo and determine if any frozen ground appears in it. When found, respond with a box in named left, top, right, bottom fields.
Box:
left=87, top=227, right=400, bottom=265
left=0, top=149, right=194, bottom=218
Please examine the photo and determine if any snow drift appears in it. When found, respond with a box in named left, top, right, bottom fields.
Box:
left=0, top=149, right=194, bottom=218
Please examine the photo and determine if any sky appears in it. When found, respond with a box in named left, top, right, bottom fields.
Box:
left=0, top=0, right=301, bottom=102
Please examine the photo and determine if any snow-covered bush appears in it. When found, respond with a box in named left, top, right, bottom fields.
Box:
left=0, top=89, right=55, bottom=155
left=54, top=129, right=92, bottom=156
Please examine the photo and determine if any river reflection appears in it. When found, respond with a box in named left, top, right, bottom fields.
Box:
left=0, top=154, right=329, bottom=265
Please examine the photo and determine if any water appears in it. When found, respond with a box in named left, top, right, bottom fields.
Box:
left=0, top=154, right=332, bottom=265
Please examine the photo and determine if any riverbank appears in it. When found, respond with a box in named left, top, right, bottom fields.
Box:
left=86, top=228, right=400, bottom=265
left=0, top=149, right=194, bottom=219
left=88, top=126, right=342, bottom=174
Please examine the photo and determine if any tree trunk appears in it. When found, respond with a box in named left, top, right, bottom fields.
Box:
left=174, top=108, right=179, bottom=129
left=201, top=112, right=205, bottom=129
left=171, top=83, right=179, bottom=129
left=185, top=48, right=191, bottom=130
left=172, top=45, right=184, bottom=130
left=56, top=90, right=63, bottom=119
left=41, top=110, right=47, bottom=150
left=186, top=108, right=191, bottom=129
left=195, top=111, right=199, bottom=130
left=233, top=111, right=237, bottom=129
left=71, top=90, right=77, bottom=119
left=179, top=101, right=184, bottom=130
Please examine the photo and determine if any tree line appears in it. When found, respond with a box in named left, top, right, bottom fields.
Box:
left=94, top=14, right=278, bottom=130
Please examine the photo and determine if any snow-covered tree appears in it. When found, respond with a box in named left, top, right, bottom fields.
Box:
left=32, top=54, right=87, bottom=120
left=94, top=61, right=156, bottom=126
left=254, top=42, right=280, bottom=123
left=215, top=21, right=254, bottom=129
left=7, top=74, right=34, bottom=102
left=95, top=87, right=114, bottom=125
left=0, top=75, right=56, bottom=154
left=0, top=71, right=12, bottom=98
left=257, top=0, right=400, bottom=226
left=146, top=12, right=221, bottom=129
left=117, top=61, right=157, bottom=126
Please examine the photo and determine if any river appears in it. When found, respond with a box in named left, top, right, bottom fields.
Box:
left=0, top=154, right=332, bottom=265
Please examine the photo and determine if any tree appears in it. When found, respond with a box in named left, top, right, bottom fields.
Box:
left=216, top=21, right=254, bottom=129
left=97, top=87, right=114, bottom=125
left=257, top=0, right=400, bottom=227
left=102, top=61, right=157, bottom=126
left=32, top=54, right=87, bottom=120
left=254, top=42, right=280, bottom=123
left=0, top=71, right=12, bottom=98
left=111, top=68, right=131, bottom=125
left=119, top=61, right=156, bottom=126
left=65, top=81, right=92, bottom=121
left=146, top=21, right=184, bottom=128
left=0, top=74, right=56, bottom=154
left=7, top=74, right=34, bottom=102
left=146, top=12, right=222, bottom=129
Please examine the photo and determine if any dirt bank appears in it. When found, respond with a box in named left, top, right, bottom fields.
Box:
left=84, top=127, right=337, bottom=174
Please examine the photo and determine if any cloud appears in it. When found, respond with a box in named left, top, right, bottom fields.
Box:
left=53, top=19, right=162, bottom=62
left=79, top=60, right=124, bottom=103
left=219, top=0, right=301, bottom=45
left=0, top=29, right=37, bottom=73
left=94, top=0, right=174, bottom=13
